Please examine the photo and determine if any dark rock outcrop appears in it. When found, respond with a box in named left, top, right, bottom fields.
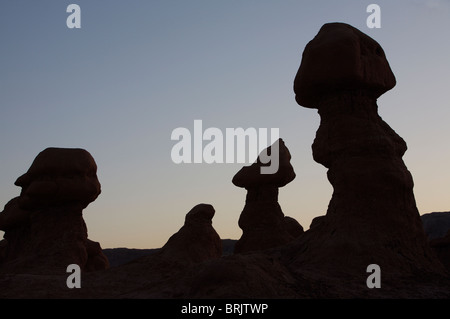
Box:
left=421, top=212, right=450, bottom=240
left=157, top=203, right=222, bottom=263
left=71, top=204, right=224, bottom=298
left=284, top=216, right=304, bottom=238
left=429, top=230, right=450, bottom=272
left=232, top=139, right=302, bottom=253
left=288, top=22, right=445, bottom=278
left=103, top=239, right=237, bottom=268
left=102, top=248, right=160, bottom=267
left=0, top=148, right=109, bottom=274
left=420, top=212, right=450, bottom=272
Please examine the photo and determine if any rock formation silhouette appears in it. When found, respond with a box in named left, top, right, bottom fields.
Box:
left=157, top=203, right=222, bottom=263
left=289, top=22, right=444, bottom=277
left=421, top=212, right=450, bottom=240
left=232, top=139, right=303, bottom=253
left=0, top=147, right=109, bottom=274
left=78, top=203, right=224, bottom=298
left=1, top=23, right=449, bottom=299
left=421, top=212, right=450, bottom=272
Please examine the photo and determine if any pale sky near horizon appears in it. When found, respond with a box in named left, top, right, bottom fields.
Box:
left=1, top=0, right=450, bottom=249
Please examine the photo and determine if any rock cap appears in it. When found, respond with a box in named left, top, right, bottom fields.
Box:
left=294, top=22, right=396, bottom=108
left=232, top=139, right=295, bottom=188
left=15, top=147, right=101, bottom=209
left=185, top=203, right=215, bottom=226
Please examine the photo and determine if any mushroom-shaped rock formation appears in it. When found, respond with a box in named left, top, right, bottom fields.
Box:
left=15, top=147, right=101, bottom=210
left=159, top=203, right=222, bottom=264
left=233, top=139, right=302, bottom=254
left=232, top=138, right=296, bottom=189
left=288, top=23, right=444, bottom=277
left=294, top=22, right=396, bottom=109
left=0, top=148, right=108, bottom=274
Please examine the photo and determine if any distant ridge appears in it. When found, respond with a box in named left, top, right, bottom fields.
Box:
left=103, top=239, right=237, bottom=267
left=421, top=212, right=450, bottom=240
left=103, top=213, right=450, bottom=268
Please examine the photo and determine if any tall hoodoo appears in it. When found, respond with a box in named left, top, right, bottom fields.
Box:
left=233, top=139, right=303, bottom=254
left=290, top=23, right=444, bottom=276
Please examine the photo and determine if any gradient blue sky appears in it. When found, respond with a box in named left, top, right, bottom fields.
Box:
left=1, top=1, right=449, bottom=249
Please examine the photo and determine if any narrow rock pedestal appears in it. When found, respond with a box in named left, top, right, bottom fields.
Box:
left=233, top=139, right=303, bottom=254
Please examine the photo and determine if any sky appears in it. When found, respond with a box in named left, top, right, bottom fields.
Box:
left=1, top=0, right=450, bottom=249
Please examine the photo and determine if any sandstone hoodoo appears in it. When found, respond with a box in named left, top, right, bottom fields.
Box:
left=14, top=147, right=101, bottom=210
left=289, top=22, right=444, bottom=277
left=0, top=147, right=109, bottom=274
left=158, top=203, right=222, bottom=263
left=232, top=139, right=303, bottom=254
